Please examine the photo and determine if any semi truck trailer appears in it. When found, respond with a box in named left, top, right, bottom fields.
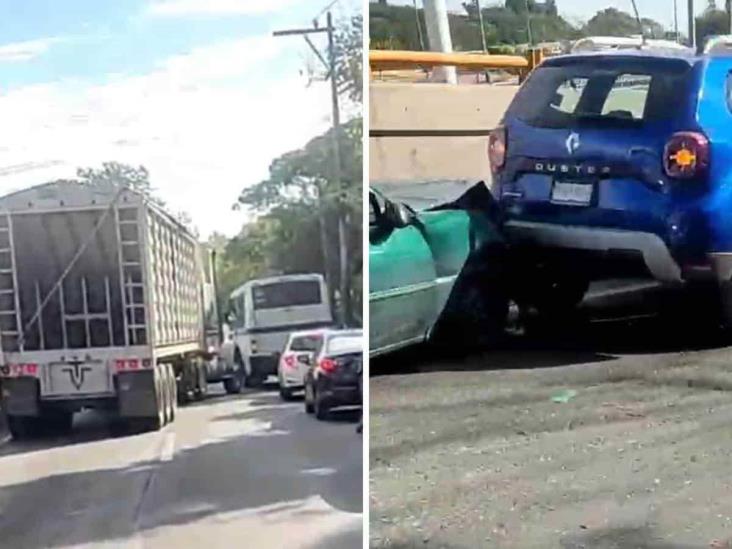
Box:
left=0, top=181, right=242, bottom=439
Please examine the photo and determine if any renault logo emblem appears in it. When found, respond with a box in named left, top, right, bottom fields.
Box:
left=566, top=132, right=580, bottom=155
left=62, top=360, right=91, bottom=390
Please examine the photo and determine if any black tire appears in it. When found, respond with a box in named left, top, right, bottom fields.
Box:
left=161, top=365, right=172, bottom=425
left=6, top=415, right=40, bottom=440
left=245, top=371, right=264, bottom=389
left=279, top=385, right=295, bottom=401
left=143, top=367, right=166, bottom=431
left=314, top=390, right=330, bottom=421
left=304, top=382, right=315, bottom=414
left=194, top=362, right=208, bottom=401
left=167, top=365, right=177, bottom=422
left=224, top=367, right=245, bottom=394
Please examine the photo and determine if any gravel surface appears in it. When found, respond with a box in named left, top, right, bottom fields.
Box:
left=370, top=285, right=732, bottom=549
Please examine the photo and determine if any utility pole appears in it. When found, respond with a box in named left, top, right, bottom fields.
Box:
left=413, top=0, right=426, bottom=50
left=688, top=0, right=696, bottom=50
left=423, top=0, right=457, bottom=83
left=476, top=0, right=488, bottom=52
left=273, top=11, right=349, bottom=326
left=674, top=0, right=679, bottom=43
left=524, top=0, right=534, bottom=46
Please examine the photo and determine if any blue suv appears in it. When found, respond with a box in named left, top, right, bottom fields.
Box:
left=491, top=49, right=732, bottom=321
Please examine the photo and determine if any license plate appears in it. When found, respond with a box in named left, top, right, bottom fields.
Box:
left=551, top=181, right=593, bottom=206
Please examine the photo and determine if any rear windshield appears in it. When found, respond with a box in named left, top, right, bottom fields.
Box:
left=252, top=280, right=322, bottom=310
left=290, top=335, right=323, bottom=352
left=507, top=59, right=692, bottom=129
left=326, top=335, right=362, bottom=355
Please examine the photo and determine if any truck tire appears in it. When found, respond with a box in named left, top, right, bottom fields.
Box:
left=166, top=364, right=177, bottom=422
left=223, top=368, right=245, bottom=394
left=194, top=361, right=208, bottom=401
left=138, top=365, right=166, bottom=432
left=6, top=415, right=40, bottom=440
left=245, top=371, right=265, bottom=389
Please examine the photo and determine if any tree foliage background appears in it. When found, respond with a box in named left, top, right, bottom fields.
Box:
left=213, top=15, right=363, bottom=326
left=370, top=1, right=680, bottom=50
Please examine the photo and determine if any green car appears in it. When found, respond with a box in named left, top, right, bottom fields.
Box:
left=369, top=181, right=509, bottom=356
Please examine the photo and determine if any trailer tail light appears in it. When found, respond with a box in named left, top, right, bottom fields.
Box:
left=1, top=363, right=39, bottom=377
left=115, top=358, right=152, bottom=372
left=664, top=131, right=709, bottom=179
left=488, top=126, right=507, bottom=173
left=319, top=357, right=338, bottom=374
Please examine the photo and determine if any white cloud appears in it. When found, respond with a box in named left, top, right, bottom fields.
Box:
left=0, top=37, right=61, bottom=62
left=0, top=35, right=333, bottom=238
left=146, top=0, right=302, bottom=17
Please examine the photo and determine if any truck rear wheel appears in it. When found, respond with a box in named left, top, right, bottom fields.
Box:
left=194, top=361, right=208, bottom=401
left=139, top=365, right=166, bottom=431
left=166, top=364, right=177, bottom=423
left=223, top=368, right=244, bottom=394
left=6, top=415, right=40, bottom=440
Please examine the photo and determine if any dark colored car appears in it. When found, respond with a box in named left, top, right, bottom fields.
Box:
left=304, top=329, right=362, bottom=420
left=491, top=49, right=732, bottom=322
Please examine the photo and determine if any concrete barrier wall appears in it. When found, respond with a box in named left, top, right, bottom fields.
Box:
left=369, top=82, right=519, bottom=184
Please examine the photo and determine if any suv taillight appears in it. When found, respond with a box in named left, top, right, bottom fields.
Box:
left=281, top=353, right=296, bottom=369
left=488, top=126, right=507, bottom=173
left=663, top=131, right=709, bottom=179
left=319, top=357, right=338, bottom=373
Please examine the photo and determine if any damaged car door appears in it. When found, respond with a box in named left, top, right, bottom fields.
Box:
left=369, top=182, right=509, bottom=357
left=369, top=189, right=438, bottom=355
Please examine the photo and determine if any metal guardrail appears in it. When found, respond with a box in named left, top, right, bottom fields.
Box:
left=369, top=49, right=544, bottom=78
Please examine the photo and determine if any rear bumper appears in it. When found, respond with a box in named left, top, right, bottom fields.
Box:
left=317, top=376, right=361, bottom=407
left=506, top=221, right=726, bottom=283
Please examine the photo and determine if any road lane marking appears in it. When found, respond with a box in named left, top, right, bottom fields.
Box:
left=160, top=431, right=176, bottom=462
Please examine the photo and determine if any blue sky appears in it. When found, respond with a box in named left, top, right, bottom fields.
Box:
left=388, top=0, right=709, bottom=32
left=0, top=0, right=361, bottom=237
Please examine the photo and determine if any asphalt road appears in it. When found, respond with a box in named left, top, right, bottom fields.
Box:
left=0, top=385, right=362, bottom=549
left=370, top=282, right=732, bottom=549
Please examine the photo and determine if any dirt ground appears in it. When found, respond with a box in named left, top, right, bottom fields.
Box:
left=370, top=285, right=732, bottom=549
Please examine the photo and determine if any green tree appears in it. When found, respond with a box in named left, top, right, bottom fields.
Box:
left=334, top=15, right=363, bottom=103
left=583, top=8, right=664, bottom=38
left=234, top=119, right=362, bottom=324
left=76, top=162, right=163, bottom=206
left=696, top=7, right=730, bottom=46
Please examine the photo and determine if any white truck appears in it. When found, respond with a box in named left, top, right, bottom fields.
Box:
left=220, top=273, right=334, bottom=387
left=0, top=181, right=238, bottom=439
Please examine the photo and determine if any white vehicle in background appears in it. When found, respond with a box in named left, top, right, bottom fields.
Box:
left=221, top=273, right=334, bottom=388
left=570, top=36, right=691, bottom=54
left=277, top=329, right=328, bottom=401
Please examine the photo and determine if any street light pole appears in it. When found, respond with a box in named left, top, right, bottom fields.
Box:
left=273, top=11, right=349, bottom=326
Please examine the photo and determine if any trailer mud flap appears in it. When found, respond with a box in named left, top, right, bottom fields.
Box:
left=1, top=378, right=40, bottom=416
left=116, top=370, right=158, bottom=418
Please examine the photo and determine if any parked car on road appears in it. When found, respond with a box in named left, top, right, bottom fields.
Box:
left=277, top=329, right=327, bottom=401
left=492, top=49, right=732, bottom=323
left=369, top=182, right=508, bottom=356
left=304, top=329, right=362, bottom=420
